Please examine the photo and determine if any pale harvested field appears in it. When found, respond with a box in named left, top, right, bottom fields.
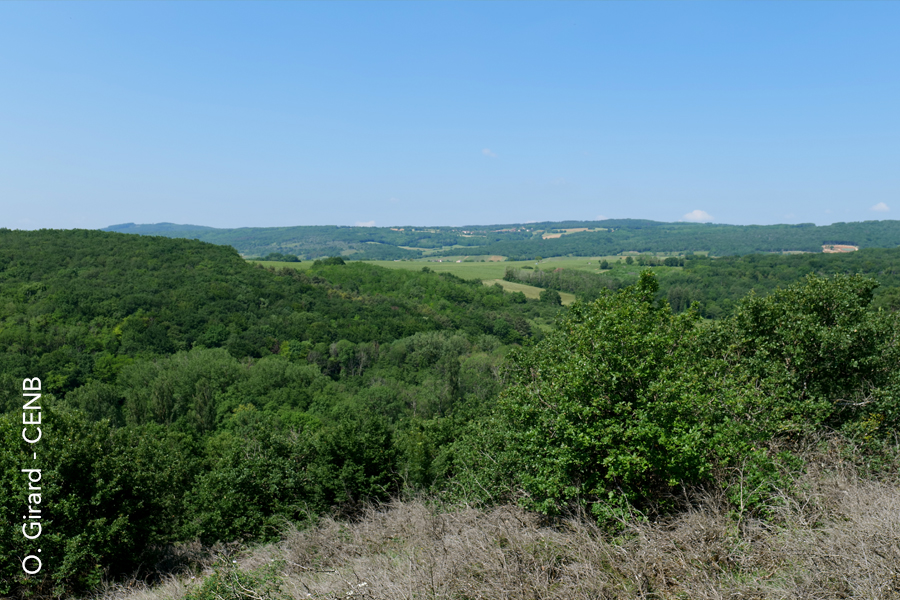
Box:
left=823, top=244, right=859, bottom=253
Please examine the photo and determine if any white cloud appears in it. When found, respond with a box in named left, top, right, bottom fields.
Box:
left=355, top=220, right=376, bottom=227
left=388, top=197, right=400, bottom=204
left=482, top=148, right=497, bottom=158
left=596, top=215, right=608, bottom=220
left=681, top=209, right=713, bottom=222
left=871, top=202, right=890, bottom=212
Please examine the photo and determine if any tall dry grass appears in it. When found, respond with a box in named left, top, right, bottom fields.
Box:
left=93, top=438, right=900, bottom=600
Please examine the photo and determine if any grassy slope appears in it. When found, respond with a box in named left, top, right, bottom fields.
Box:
left=483, top=279, right=577, bottom=305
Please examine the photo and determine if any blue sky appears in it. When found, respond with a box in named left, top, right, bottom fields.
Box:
left=1, top=2, right=898, bottom=229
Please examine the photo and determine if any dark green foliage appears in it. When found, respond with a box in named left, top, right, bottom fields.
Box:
left=259, top=252, right=300, bottom=262
left=455, top=272, right=900, bottom=522
left=538, top=288, right=562, bottom=305
left=457, top=273, right=708, bottom=520
left=0, top=408, right=198, bottom=596
left=707, top=274, right=900, bottom=437
left=670, top=247, right=900, bottom=318
left=312, top=256, right=346, bottom=267
left=0, top=230, right=544, bottom=597
left=184, top=408, right=397, bottom=544
left=0, top=231, right=552, bottom=401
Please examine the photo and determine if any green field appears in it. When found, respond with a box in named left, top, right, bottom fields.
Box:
left=251, top=256, right=626, bottom=277
left=482, top=279, right=577, bottom=305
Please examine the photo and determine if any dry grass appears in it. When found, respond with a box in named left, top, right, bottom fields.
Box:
left=92, top=441, right=900, bottom=600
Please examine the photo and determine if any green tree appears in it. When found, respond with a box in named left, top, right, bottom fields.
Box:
left=462, top=273, right=707, bottom=520
left=455, top=272, right=900, bottom=524
left=709, top=274, right=900, bottom=436
left=539, top=288, right=562, bottom=305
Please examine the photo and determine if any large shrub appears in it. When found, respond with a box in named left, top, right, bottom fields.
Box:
left=453, top=272, right=900, bottom=522
left=0, top=408, right=197, bottom=597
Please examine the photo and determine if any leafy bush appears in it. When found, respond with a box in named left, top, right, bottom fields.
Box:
left=454, top=272, right=900, bottom=522
left=538, top=288, right=562, bottom=305
left=259, top=252, right=300, bottom=262
left=312, top=256, right=346, bottom=267
left=184, top=408, right=398, bottom=544
left=0, top=408, right=198, bottom=597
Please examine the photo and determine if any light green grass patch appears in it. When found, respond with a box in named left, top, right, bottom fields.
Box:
left=364, top=260, right=512, bottom=280
left=483, top=279, right=576, bottom=306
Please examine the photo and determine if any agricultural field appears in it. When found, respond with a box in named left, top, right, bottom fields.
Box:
left=482, top=279, right=577, bottom=305
left=252, top=255, right=640, bottom=274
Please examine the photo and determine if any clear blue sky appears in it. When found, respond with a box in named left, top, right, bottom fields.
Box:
left=1, top=2, right=898, bottom=229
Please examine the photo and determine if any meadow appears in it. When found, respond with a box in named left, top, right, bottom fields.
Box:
left=251, top=256, right=627, bottom=280
left=482, top=279, right=577, bottom=305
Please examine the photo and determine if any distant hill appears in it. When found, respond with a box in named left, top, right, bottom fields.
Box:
left=106, top=222, right=217, bottom=234
left=103, top=219, right=900, bottom=260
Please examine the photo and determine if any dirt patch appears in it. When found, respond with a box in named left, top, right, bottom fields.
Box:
left=542, top=228, right=592, bottom=240
left=823, top=244, right=859, bottom=253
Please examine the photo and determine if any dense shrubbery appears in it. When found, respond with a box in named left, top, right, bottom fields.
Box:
left=453, top=272, right=900, bottom=521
